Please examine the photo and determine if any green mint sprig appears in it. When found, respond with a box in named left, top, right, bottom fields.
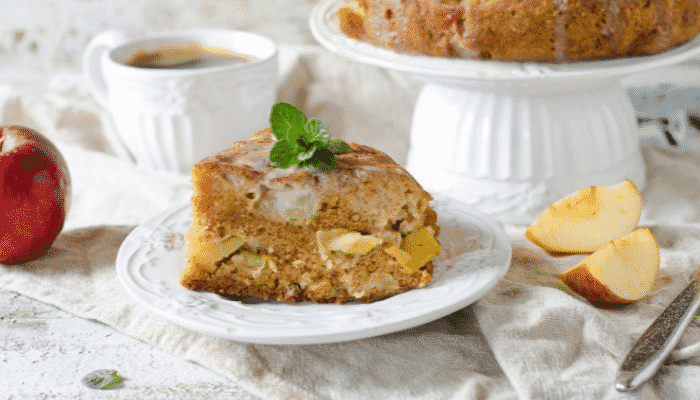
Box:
left=268, top=102, right=350, bottom=172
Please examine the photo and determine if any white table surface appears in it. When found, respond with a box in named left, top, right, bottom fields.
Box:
left=1, top=289, right=262, bottom=399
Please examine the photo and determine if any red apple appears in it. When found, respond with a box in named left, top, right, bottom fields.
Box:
left=0, top=126, right=71, bottom=264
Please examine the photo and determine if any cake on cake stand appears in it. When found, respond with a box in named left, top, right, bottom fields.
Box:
left=310, top=0, right=700, bottom=224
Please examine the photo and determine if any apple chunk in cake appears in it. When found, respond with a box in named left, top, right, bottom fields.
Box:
left=180, top=128, right=440, bottom=304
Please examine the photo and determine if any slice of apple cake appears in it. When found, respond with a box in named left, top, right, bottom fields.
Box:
left=180, top=105, right=440, bottom=304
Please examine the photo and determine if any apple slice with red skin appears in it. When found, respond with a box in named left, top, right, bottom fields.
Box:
left=0, top=126, right=71, bottom=264
left=558, top=228, right=659, bottom=304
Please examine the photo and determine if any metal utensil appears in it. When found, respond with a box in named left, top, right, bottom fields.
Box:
left=615, top=265, right=700, bottom=392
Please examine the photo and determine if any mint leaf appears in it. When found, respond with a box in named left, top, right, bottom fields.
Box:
left=297, top=145, right=317, bottom=161
left=82, top=369, right=122, bottom=390
left=286, top=126, right=309, bottom=151
left=269, top=140, right=297, bottom=169
left=328, top=139, right=351, bottom=155
left=305, top=119, right=330, bottom=144
left=299, top=123, right=317, bottom=144
left=270, top=102, right=307, bottom=140
left=302, top=147, right=337, bottom=172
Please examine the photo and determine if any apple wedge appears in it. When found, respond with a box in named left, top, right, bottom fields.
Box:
left=559, top=228, right=659, bottom=304
left=525, top=180, right=642, bottom=253
left=328, top=232, right=383, bottom=255
left=184, top=233, right=245, bottom=264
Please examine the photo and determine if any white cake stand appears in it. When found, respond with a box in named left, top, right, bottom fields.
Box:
left=310, top=0, right=700, bottom=224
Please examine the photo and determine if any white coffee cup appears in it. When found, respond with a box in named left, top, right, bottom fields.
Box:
left=83, top=29, right=278, bottom=175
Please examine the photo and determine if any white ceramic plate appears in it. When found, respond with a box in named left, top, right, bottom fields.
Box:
left=116, top=194, right=512, bottom=345
left=309, top=0, right=700, bottom=83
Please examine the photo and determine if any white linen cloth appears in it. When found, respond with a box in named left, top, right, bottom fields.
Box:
left=2, top=45, right=700, bottom=400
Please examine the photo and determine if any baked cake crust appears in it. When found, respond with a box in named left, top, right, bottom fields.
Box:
left=180, top=128, right=440, bottom=304
left=337, top=0, right=700, bottom=62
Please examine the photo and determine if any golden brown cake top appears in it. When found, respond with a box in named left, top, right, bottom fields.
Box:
left=197, top=127, right=415, bottom=191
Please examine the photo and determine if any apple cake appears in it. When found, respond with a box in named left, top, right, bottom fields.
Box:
left=336, top=0, right=700, bottom=62
left=180, top=127, right=440, bottom=304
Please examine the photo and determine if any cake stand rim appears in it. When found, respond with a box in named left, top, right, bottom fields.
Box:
left=309, top=0, right=700, bottom=84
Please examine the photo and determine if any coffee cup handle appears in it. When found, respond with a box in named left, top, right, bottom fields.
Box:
left=82, top=30, right=128, bottom=108
left=82, top=30, right=139, bottom=163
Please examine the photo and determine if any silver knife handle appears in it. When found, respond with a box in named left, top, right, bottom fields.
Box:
left=615, top=279, right=700, bottom=392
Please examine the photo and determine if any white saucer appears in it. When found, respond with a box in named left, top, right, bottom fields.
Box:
left=115, top=194, right=512, bottom=345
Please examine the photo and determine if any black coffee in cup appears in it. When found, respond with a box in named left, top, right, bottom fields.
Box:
left=125, top=43, right=257, bottom=69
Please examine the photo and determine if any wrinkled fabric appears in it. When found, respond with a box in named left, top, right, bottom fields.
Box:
left=1, top=46, right=700, bottom=400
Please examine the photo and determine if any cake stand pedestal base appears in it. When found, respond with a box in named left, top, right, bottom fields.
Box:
left=405, top=79, right=646, bottom=225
